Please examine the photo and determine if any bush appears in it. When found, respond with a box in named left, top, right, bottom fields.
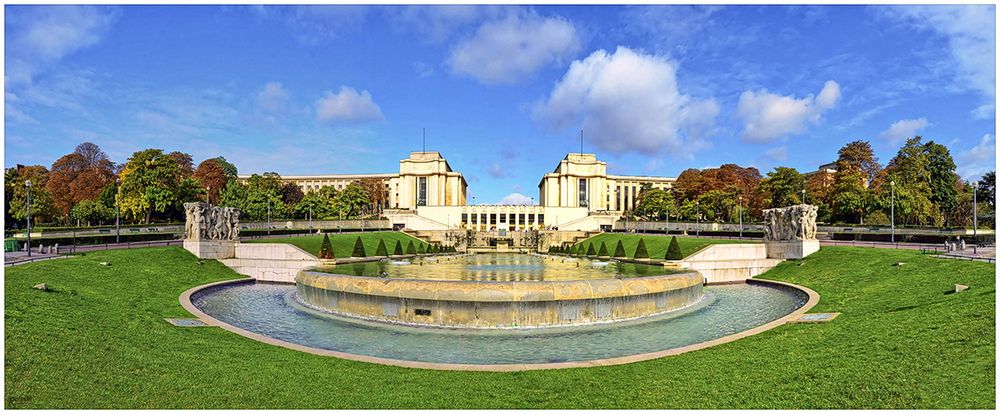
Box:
left=865, top=211, right=891, bottom=226
left=417, top=243, right=425, bottom=254
left=586, top=243, right=596, bottom=256
left=351, top=236, right=366, bottom=257
left=406, top=240, right=416, bottom=255
left=374, top=239, right=388, bottom=257
left=634, top=238, right=649, bottom=259
left=665, top=236, right=682, bottom=260
left=613, top=240, right=625, bottom=258
left=319, top=234, right=334, bottom=259
left=393, top=240, right=403, bottom=255
left=598, top=242, right=609, bottom=257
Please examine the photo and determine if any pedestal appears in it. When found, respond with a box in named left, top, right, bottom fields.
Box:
left=765, top=239, right=820, bottom=259
left=183, top=240, right=237, bottom=259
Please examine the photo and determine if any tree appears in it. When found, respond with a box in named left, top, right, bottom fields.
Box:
left=760, top=167, right=805, bottom=208
left=334, top=183, right=371, bottom=219
left=351, top=236, right=367, bottom=257
left=212, top=156, right=238, bottom=178
left=319, top=234, right=334, bottom=259
left=219, top=173, right=283, bottom=221
left=168, top=151, right=194, bottom=177
left=70, top=199, right=114, bottom=226
left=6, top=166, right=56, bottom=226
left=634, top=238, right=649, bottom=259
left=806, top=170, right=836, bottom=222
left=633, top=188, right=675, bottom=220
left=977, top=171, right=996, bottom=211
left=294, top=189, right=337, bottom=220
left=586, top=243, right=596, bottom=256
left=923, top=141, right=959, bottom=224
left=375, top=239, right=388, bottom=257
left=393, top=240, right=404, bottom=256
left=280, top=182, right=304, bottom=212
left=417, top=243, right=426, bottom=254
left=598, top=241, right=609, bottom=257
left=117, top=149, right=189, bottom=223
left=836, top=140, right=881, bottom=185
left=193, top=158, right=230, bottom=204
left=613, top=240, right=626, bottom=258
left=406, top=240, right=416, bottom=255
left=665, top=236, right=682, bottom=260
left=880, top=137, right=936, bottom=225
left=46, top=143, right=116, bottom=219
left=355, top=177, right=388, bottom=218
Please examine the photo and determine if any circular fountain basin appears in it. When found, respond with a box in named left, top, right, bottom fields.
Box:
left=296, top=253, right=703, bottom=329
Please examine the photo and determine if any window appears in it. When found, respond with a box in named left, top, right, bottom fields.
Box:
left=617, top=185, right=622, bottom=210
left=538, top=214, right=544, bottom=225
left=417, top=177, right=427, bottom=206
left=578, top=178, right=588, bottom=207
left=461, top=213, right=468, bottom=224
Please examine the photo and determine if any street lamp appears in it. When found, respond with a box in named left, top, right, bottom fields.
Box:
left=738, top=196, right=743, bottom=239
left=309, top=206, right=313, bottom=231
left=801, top=188, right=806, bottom=204
left=115, top=177, right=121, bottom=244
left=267, top=199, right=271, bottom=236
left=973, top=182, right=978, bottom=237
left=205, top=186, right=211, bottom=203
left=890, top=180, right=895, bottom=244
left=695, top=201, right=700, bottom=237
left=25, top=179, right=32, bottom=257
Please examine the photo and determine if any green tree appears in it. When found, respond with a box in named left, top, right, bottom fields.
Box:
left=70, top=199, right=114, bottom=226
left=374, top=239, right=388, bottom=256
left=634, top=238, right=649, bottom=259
left=333, top=183, right=371, bottom=219
left=613, top=240, right=626, bottom=258
left=212, top=156, right=238, bottom=178
left=319, top=234, right=334, bottom=259
left=351, top=236, right=366, bottom=257
left=393, top=240, right=404, bottom=256
left=6, top=166, right=57, bottom=226
left=880, top=137, right=936, bottom=225
left=406, top=240, right=416, bottom=255
left=117, top=149, right=191, bottom=223
left=760, top=167, right=805, bottom=208
left=923, top=141, right=959, bottom=224
left=219, top=174, right=284, bottom=221
left=977, top=171, right=996, bottom=210
left=586, top=243, right=596, bottom=256
left=831, top=141, right=882, bottom=224
left=665, top=236, right=682, bottom=260
left=598, top=241, right=609, bottom=257
left=417, top=243, right=426, bottom=254
left=633, top=187, right=675, bottom=220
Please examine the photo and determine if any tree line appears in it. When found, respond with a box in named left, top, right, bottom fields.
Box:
left=5, top=142, right=387, bottom=228
left=632, top=138, right=994, bottom=228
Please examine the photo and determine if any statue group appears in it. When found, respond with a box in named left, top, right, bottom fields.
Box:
left=184, top=202, right=240, bottom=241
left=763, top=204, right=818, bottom=241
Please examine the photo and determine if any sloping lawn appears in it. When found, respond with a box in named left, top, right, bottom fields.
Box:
left=4, top=246, right=994, bottom=408
left=247, top=231, right=429, bottom=257
left=573, top=233, right=754, bottom=259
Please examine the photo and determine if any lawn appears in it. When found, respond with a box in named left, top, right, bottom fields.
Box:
left=247, top=231, right=429, bottom=257
left=572, top=233, right=754, bottom=259
left=4, top=246, right=994, bottom=408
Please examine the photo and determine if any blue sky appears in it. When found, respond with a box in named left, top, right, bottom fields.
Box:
left=4, top=5, right=996, bottom=204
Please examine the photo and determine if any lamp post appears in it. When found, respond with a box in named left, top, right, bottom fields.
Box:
left=25, top=179, right=32, bottom=257
left=973, top=182, right=978, bottom=237
left=115, top=177, right=121, bottom=244
left=890, top=180, right=895, bottom=244
left=738, top=195, right=743, bottom=239
left=267, top=200, right=271, bottom=236
left=309, top=206, right=313, bottom=231
left=205, top=186, right=211, bottom=203
left=695, top=201, right=700, bottom=237
left=801, top=188, right=806, bottom=204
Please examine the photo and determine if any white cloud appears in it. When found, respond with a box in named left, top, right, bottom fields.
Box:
left=533, top=46, right=719, bottom=157
left=882, top=5, right=994, bottom=106
left=389, top=5, right=495, bottom=44
left=448, top=11, right=580, bottom=84
left=5, top=6, right=119, bottom=86
left=957, top=133, right=996, bottom=179
left=413, top=61, right=435, bottom=79
left=498, top=193, right=534, bottom=205
left=314, top=86, right=384, bottom=124
left=256, top=82, right=291, bottom=114
left=736, top=80, right=841, bottom=143
left=879, top=117, right=929, bottom=145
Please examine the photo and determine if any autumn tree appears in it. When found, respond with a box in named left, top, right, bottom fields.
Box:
left=354, top=178, right=388, bottom=217
left=169, top=151, right=195, bottom=177
left=46, top=142, right=115, bottom=219
left=193, top=158, right=229, bottom=204
left=5, top=165, right=56, bottom=226
left=833, top=140, right=880, bottom=223
left=118, top=149, right=193, bottom=223
left=877, top=137, right=936, bottom=225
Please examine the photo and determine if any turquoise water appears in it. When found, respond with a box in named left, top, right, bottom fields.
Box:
left=314, top=253, right=679, bottom=281
left=191, top=282, right=807, bottom=365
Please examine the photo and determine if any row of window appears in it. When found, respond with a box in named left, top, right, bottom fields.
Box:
left=461, top=213, right=544, bottom=225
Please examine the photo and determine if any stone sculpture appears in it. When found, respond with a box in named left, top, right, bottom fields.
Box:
left=183, top=202, right=240, bottom=241
left=762, top=204, right=818, bottom=241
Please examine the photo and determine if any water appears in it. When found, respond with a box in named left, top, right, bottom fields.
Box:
left=192, top=282, right=807, bottom=365
left=313, top=253, right=678, bottom=281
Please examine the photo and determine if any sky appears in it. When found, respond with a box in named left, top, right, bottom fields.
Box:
left=4, top=4, right=996, bottom=204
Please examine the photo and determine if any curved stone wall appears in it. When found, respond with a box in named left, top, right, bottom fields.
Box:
left=295, top=270, right=704, bottom=328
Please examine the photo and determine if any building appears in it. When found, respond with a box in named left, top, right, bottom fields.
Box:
left=242, top=151, right=676, bottom=232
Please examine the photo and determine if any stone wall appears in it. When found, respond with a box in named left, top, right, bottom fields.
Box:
left=670, top=244, right=784, bottom=284
left=220, top=243, right=318, bottom=283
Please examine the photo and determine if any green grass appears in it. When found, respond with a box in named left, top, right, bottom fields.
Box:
left=247, top=231, right=428, bottom=258
left=574, top=233, right=753, bottom=259
left=4, top=246, right=994, bottom=408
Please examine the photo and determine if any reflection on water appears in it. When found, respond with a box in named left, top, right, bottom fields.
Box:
left=314, top=253, right=678, bottom=281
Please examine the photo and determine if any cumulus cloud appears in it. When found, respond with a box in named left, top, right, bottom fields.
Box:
left=879, top=117, right=929, bottom=145
left=533, top=46, right=719, bottom=156
left=314, top=86, right=384, bottom=124
left=389, top=5, right=495, bottom=44
left=736, top=80, right=841, bottom=143
left=498, top=193, right=534, bottom=205
left=6, top=6, right=119, bottom=86
left=957, top=133, right=996, bottom=179
left=448, top=11, right=580, bottom=84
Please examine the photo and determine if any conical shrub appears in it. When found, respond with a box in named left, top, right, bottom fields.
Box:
left=613, top=240, right=626, bottom=258
left=634, top=238, right=649, bottom=259
left=586, top=243, right=596, bottom=256
left=319, top=233, right=334, bottom=259
left=393, top=240, right=403, bottom=256
left=418, top=243, right=426, bottom=254
left=598, top=241, right=609, bottom=257
left=351, top=236, right=367, bottom=257
left=375, top=239, right=388, bottom=257
left=665, top=236, right=683, bottom=260
left=406, top=240, right=416, bottom=254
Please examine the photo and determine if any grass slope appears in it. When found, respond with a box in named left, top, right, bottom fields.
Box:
left=4, top=247, right=995, bottom=408
left=576, top=234, right=752, bottom=259
left=247, top=232, right=427, bottom=257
